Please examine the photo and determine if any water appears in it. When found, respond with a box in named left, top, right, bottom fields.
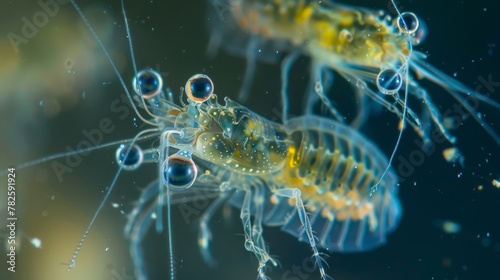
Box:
left=0, top=1, right=499, bottom=279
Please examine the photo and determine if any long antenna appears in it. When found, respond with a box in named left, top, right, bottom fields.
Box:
left=67, top=128, right=158, bottom=270
left=118, top=0, right=176, bottom=278
left=69, top=0, right=157, bottom=127
left=370, top=0, right=413, bottom=194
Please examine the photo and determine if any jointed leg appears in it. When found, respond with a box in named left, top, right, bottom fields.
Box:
left=128, top=201, right=157, bottom=280
left=124, top=180, right=160, bottom=238
left=198, top=191, right=231, bottom=267
left=240, top=187, right=276, bottom=279
left=272, top=188, right=332, bottom=280
left=239, top=38, right=259, bottom=102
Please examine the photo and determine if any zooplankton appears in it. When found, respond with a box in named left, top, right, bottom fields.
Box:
left=2, top=1, right=498, bottom=280
left=207, top=0, right=500, bottom=151
left=62, top=0, right=402, bottom=275
left=6, top=1, right=401, bottom=279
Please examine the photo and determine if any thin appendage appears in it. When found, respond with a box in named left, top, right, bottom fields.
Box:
left=251, top=185, right=266, bottom=254
left=371, top=3, right=413, bottom=193
left=240, top=188, right=276, bottom=280
left=158, top=131, right=182, bottom=280
left=313, top=72, right=345, bottom=122
left=205, top=19, right=223, bottom=59
left=156, top=131, right=170, bottom=234
left=166, top=182, right=175, bottom=280
left=280, top=49, right=302, bottom=123
left=304, top=71, right=317, bottom=115
left=198, top=192, right=231, bottom=267
left=239, top=38, right=259, bottom=103
left=413, top=53, right=500, bottom=109
left=272, top=188, right=332, bottom=280
left=393, top=96, right=422, bottom=128
left=67, top=128, right=158, bottom=271
left=391, top=0, right=409, bottom=35
left=120, top=0, right=138, bottom=76
left=129, top=200, right=158, bottom=280
left=119, top=0, right=174, bottom=124
left=251, top=185, right=279, bottom=273
left=336, top=67, right=423, bottom=133
left=408, top=82, right=456, bottom=143
left=155, top=145, right=165, bottom=233
left=155, top=179, right=166, bottom=233
left=124, top=180, right=160, bottom=238
left=0, top=133, right=160, bottom=177
left=411, top=57, right=500, bottom=146
left=305, top=64, right=335, bottom=116
left=69, top=0, right=157, bottom=127
left=370, top=86, right=408, bottom=195
left=350, top=88, right=369, bottom=129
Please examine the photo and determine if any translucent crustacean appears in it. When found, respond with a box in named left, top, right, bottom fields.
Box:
left=47, top=1, right=401, bottom=279
left=1, top=1, right=498, bottom=280
left=113, top=70, right=402, bottom=280
left=207, top=0, right=500, bottom=150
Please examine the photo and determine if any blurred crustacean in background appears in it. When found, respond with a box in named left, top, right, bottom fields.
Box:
left=206, top=0, right=500, bottom=158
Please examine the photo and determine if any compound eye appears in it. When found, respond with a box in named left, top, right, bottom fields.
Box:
left=377, top=68, right=403, bottom=95
left=133, top=69, right=163, bottom=98
left=397, top=12, right=419, bottom=35
left=115, top=144, right=143, bottom=171
left=185, top=74, right=214, bottom=103
left=162, top=151, right=197, bottom=190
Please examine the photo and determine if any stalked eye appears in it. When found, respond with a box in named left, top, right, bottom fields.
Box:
left=115, top=144, right=143, bottom=171
left=133, top=69, right=163, bottom=98
left=185, top=74, right=214, bottom=103
left=376, top=68, right=403, bottom=95
left=162, top=150, right=197, bottom=190
left=397, top=12, right=419, bottom=35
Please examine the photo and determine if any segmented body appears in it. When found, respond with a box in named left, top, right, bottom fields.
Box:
left=273, top=117, right=400, bottom=252
left=125, top=71, right=400, bottom=278
left=164, top=90, right=400, bottom=253
left=224, top=0, right=410, bottom=67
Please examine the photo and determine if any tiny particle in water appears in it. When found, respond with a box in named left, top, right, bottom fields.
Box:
left=434, top=219, right=461, bottom=234
left=442, top=147, right=464, bottom=166
left=30, top=238, right=42, bottom=249
left=492, top=179, right=500, bottom=188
